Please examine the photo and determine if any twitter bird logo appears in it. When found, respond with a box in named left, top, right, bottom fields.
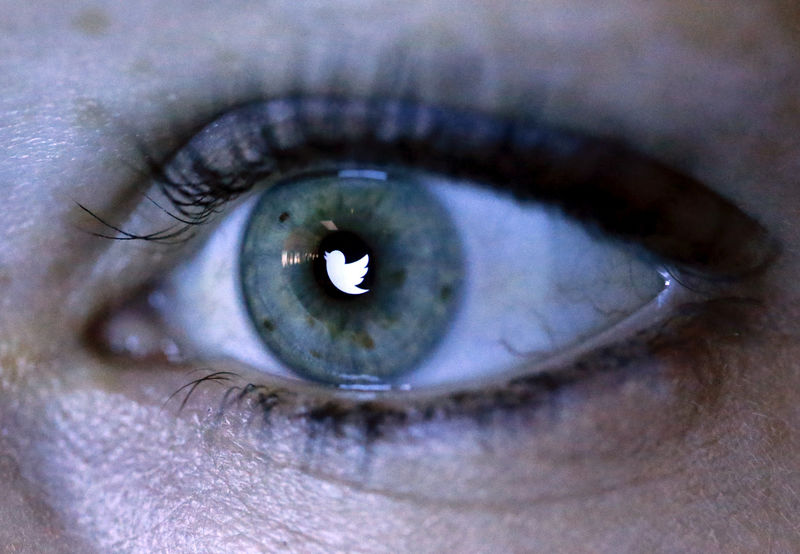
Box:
left=324, top=250, right=370, bottom=295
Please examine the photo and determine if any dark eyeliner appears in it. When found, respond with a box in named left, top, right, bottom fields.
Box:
left=145, top=96, right=775, bottom=280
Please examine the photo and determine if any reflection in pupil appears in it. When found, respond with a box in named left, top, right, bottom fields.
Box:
left=313, top=230, right=375, bottom=299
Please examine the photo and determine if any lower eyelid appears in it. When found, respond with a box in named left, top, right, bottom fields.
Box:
left=151, top=281, right=762, bottom=446
left=60, top=289, right=764, bottom=512
left=116, top=298, right=754, bottom=516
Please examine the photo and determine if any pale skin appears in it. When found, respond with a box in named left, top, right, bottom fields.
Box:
left=1, top=1, right=799, bottom=552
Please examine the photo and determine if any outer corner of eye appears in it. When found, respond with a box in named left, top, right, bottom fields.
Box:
left=91, top=164, right=671, bottom=394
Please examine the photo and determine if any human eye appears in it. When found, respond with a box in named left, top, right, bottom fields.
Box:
left=7, top=3, right=800, bottom=551
left=85, top=97, right=773, bottom=410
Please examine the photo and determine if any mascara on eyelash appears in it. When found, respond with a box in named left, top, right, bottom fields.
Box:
left=147, top=96, right=775, bottom=280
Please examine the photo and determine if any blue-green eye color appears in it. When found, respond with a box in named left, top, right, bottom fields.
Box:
left=239, top=169, right=464, bottom=386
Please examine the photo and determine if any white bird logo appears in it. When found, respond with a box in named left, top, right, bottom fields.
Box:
left=324, top=250, right=370, bottom=295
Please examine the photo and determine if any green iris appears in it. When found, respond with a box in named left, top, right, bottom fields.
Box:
left=239, top=170, right=463, bottom=386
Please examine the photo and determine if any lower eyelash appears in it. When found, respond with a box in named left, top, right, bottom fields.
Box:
left=167, top=294, right=765, bottom=444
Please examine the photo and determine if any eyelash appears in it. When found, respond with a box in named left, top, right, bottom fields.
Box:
left=83, top=95, right=773, bottom=442
left=141, top=96, right=590, bottom=239
left=166, top=296, right=761, bottom=445
left=91, top=95, right=773, bottom=280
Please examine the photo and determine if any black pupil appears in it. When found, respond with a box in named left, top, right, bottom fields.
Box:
left=313, top=230, right=375, bottom=299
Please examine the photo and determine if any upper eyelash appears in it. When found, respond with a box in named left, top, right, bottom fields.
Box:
left=127, top=95, right=774, bottom=279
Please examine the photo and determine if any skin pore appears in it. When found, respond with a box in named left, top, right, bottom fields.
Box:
left=1, top=0, right=799, bottom=551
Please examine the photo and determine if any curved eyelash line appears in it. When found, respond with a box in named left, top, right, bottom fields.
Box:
left=88, top=95, right=774, bottom=279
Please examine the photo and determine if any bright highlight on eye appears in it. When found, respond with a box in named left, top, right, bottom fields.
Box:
left=322, top=250, right=370, bottom=296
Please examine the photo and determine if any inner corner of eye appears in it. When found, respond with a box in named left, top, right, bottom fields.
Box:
left=84, top=284, right=184, bottom=364
left=96, top=166, right=667, bottom=389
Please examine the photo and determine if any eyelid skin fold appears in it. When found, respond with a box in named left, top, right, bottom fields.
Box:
left=152, top=96, right=775, bottom=280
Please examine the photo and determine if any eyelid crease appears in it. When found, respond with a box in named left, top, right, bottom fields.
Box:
left=148, top=95, right=776, bottom=280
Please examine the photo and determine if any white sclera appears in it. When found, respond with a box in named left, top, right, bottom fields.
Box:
left=155, top=175, right=666, bottom=388
left=407, top=176, right=666, bottom=386
left=156, top=195, right=287, bottom=375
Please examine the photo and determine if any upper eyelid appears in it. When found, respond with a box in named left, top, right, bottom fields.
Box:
left=147, top=96, right=776, bottom=280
